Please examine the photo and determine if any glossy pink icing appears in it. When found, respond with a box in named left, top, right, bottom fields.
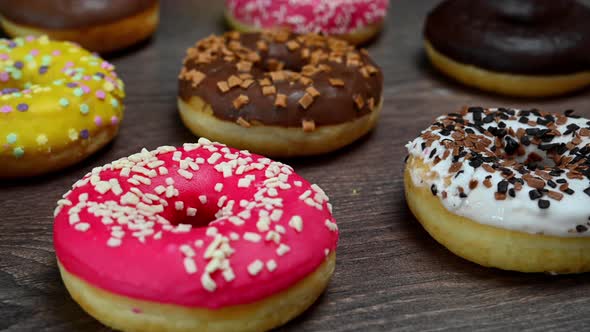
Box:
left=226, top=0, right=389, bottom=35
left=53, top=139, right=338, bottom=309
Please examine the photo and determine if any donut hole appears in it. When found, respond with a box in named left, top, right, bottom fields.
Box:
left=161, top=197, right=222, bottom=229
left=499, top=135, right=559, bottom=171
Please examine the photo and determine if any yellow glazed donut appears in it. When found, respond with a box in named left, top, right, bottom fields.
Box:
left=0, top=36, right=125, bottom=178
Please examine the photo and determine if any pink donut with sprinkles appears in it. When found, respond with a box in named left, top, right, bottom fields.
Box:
left=53, top=138, right=338, bottom=332
left=225, top=0, right=389, bottom=44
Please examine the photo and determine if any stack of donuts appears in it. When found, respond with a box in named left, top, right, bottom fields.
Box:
left=1, top=0, right=589, bottom=331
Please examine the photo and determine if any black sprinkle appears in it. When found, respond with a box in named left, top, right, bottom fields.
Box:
left=576, top=225, right=588, bottom=233
left=529, top=190, right=542, bottom=200
left=431, top=184, right=438, bottom=196
left=497, top=180, right=509, bottom=194
left=584, top=187, right=590, bottom=197
left=429, top=148, right=437, bottom=159
left=538, top=199, right=550, bottom=209
left=508, top=188, right=516, bottom=197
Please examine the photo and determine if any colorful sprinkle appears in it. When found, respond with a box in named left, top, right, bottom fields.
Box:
left=17, top=103, right=29, bottom=112
left=111, top=116, right=119, bottom=125
left=80, top=104, right=89, bottom=115
left=36, top=134, right=48, bottom=145
left=73, top=87, right=84, bottom=96
left=68, top=128, right=78, bottom=141
left=1, top=105, right=13, bottom=113
left=13, top=147, right=24, bottom=158
left=59, top=98, right=70, bottom=107
left=6, top=133, right=17, bottom=144
left=95, top=90, right=106, bottom=100
left=94, top=116, right=103, bottom=126
left=80, top=129, right=90, bottom=139
left=16, top=103, right=29, bottom=112
left=111, top=99, right=119, bottom=108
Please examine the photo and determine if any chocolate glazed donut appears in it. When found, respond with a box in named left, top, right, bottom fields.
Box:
left=425, top=0, right=590, bottom=75
left=423, top=0, right=590, bottom=97
left=177, top=31, right=383, bottom=157
left=0, top=0, right=159, bottom=53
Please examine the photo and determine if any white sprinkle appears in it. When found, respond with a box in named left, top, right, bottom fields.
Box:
left=299, top=190, right=311, bottom=200
left=217, top=195, right=227, bottom=207
left=327, top=203, right=333, bottom=213
left=109, top=179, right=123, bottom=195
left=228, top=216, right=244, bottom=226
left=201, top=273, right=217, bottom=292
left=206, top=227, right=218, bottom=237
left=243, top=232, right=261, bottom=242
left=214, top=183, right=223, bottom=192
left=207, top=152, right=222, bottom=164
left=121, top=192, right=140, bottom=205
left=265, top=230, right=281, bottom=244
left=180, top=244, right=195, bottom=257
left=69, top=214, right=80, bottom=225
left=173, top=224, right=192, bottom=233
left=75, top=222, right=90, bottom=232
left=198, top=137, right=212, bottom=145
left=178, top=169, right=193, bottom=180
left=222, top=268, right=235, bottom=282
left=172, top=151, right=182, bottom=161
left=276, top=243, right=290, bottom=256
left=187, top=207, right=197, bottom=216
left=289, top=216, right=303, bottom=232
left=238, top=178, right=252, bottom=188
left=154, top=185, right=166, bottom=195
left=94, top=181, right=111, bottom=194
left=183, top=257, right=197, bottom=274
left=229, top=232, right=239, bottom=240
left=275, top=225, right=286, bottom=234
left=194, top=239, right=204, bottom=247
left=248, top=260, right=264, bottom=276
left=107, top=238, right=122, bottom=247
left=324, top=248, right=330, bottom=256
left=266, top=259, right=277, bottom=272
left=270, top=209, right=283, bottom=222
left=120, top=167, right=131, bottom=177
left=325, top=219, right=338, bottom=232
left=294, top=181, right=302, bottom=187
left=158, top=166, right=168, bottom=175
left=78, top=193, right=88, bottom=202
left=166, top=178, right=174, bottom=185
left=179, top=160, right=189, bottom=170
left=199, top=195, right=207, bottom=204
left=153, top=231, right=162, bottom=240
left=175, top=201, right=184, bottom=210
left=267, top=188, right=278, bottom=197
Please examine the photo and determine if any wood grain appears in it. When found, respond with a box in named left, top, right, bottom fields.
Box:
left=1, top=1, right=590, bottom=331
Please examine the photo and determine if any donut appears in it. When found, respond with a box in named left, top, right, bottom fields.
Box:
left=53, top=138, right=338, bottom=332
left=405, top=107, right=590, bottom=274
left=0, top=0, right=159, bottom=53
left=178, top=30, right=383, bottom=157
left=0, top=36, right=125, bottom=178
left=225, top=0, right=389, bottom=45
left=423, top=0, right=590, bottom=97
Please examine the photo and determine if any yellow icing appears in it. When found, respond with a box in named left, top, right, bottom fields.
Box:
left=0, top=36, right=125, bottom=159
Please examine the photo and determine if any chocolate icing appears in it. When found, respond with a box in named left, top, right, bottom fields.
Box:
left=178, top=32, right=383, bottom=127
left=424, top=0, right=590, bottom=75
left=0, top=0, right=157, bottom=29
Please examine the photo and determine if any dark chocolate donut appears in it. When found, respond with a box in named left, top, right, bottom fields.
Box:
left=424, top=0, right=590, bottom=75
left=178, top=31, right=383, bottom=128
left=0, top=0, right=157, bottom=29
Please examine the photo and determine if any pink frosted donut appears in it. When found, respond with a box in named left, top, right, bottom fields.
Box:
left=225, top=0, right=389, bottom=44
left=53, top=138, right=338, bottom=332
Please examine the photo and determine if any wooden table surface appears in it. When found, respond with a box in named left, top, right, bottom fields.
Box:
left=2, top=1, right=590, bottom=331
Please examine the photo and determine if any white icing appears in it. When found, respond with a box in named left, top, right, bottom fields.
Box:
left=406, top=108, right=590, bottom=238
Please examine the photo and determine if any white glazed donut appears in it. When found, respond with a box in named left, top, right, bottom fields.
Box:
left=405, top=107, right=590, bottom=274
